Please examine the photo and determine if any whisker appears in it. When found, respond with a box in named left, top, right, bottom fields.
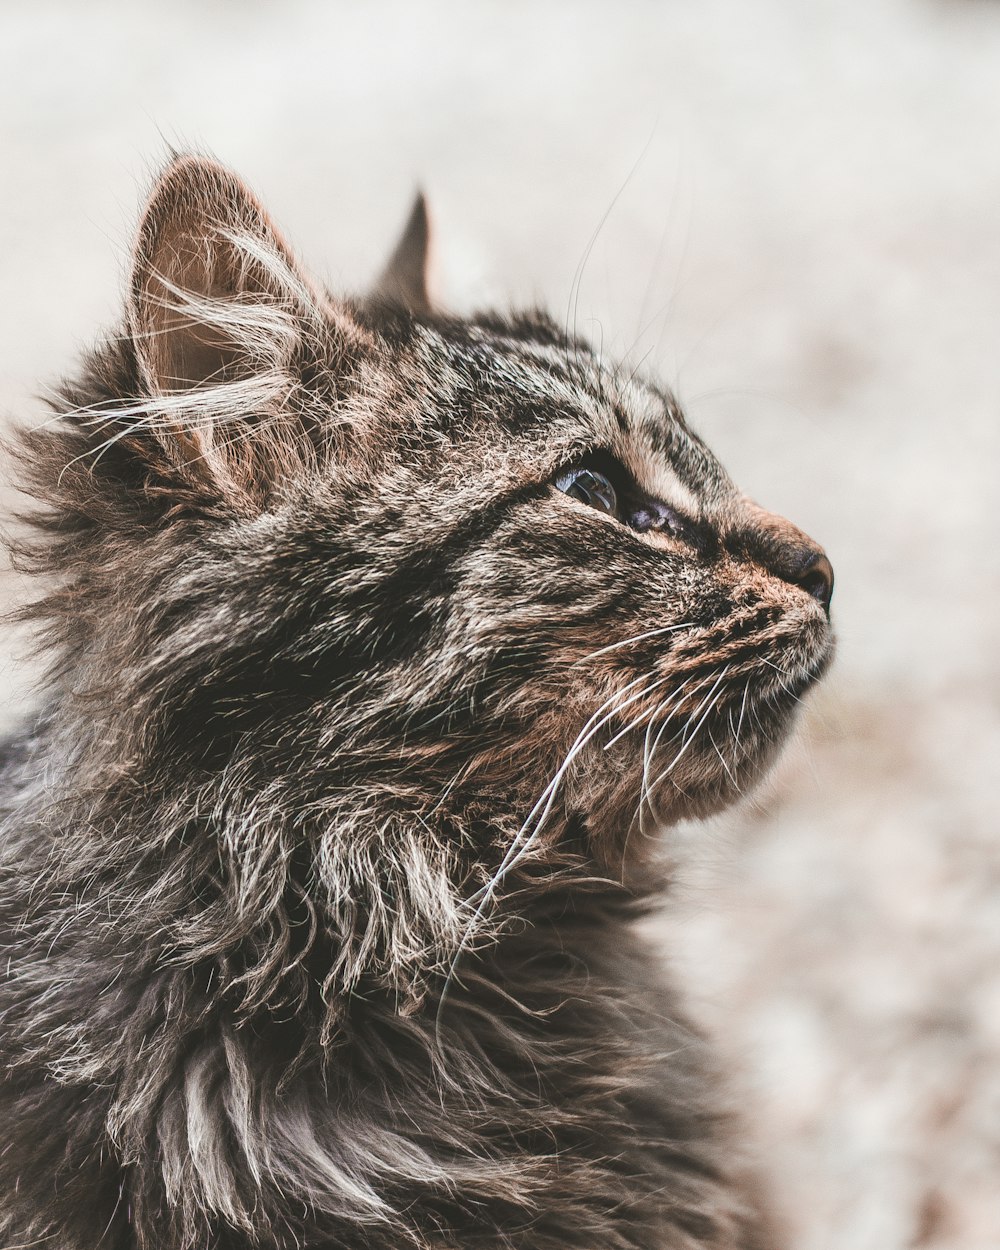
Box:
left=576, top=622, right=693, bottom=664
left=708, top=728, right=740, bottom=791
left=470, top=671, right=660, bottom=898
left=436, top=669, right=663, bottom=1039
left=758, top=656, right=806, bottom=705
left=637, top=671, right=709, bottom=833
left=601, top=674, right=674, bottom=749
left=640, top=667, right=731, bottom=823
left=733, top=681, right=751, bottom=764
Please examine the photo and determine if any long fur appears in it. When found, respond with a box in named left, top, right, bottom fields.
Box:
left=0, top=157, right=833, bottom=1250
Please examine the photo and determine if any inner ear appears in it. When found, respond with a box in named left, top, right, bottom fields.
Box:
left=145, top=238, right=244, bottom=388
left=130, top=155, right=320, bottom=394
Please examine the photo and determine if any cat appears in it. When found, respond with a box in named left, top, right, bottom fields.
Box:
left=0, top=155, right=833, bottom=1250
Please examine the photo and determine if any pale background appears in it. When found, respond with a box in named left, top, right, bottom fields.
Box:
left=1, top=2, right=998, bottom=1247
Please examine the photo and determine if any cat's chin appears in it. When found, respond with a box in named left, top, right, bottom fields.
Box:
left=577, top=652, right=831, bottom=875
left=580, top=743, right=784, bottom=871
left=578, top=754, right=780, bottom=881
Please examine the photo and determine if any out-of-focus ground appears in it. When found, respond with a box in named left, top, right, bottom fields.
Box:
left=1, top=2, right=998, bottom=1246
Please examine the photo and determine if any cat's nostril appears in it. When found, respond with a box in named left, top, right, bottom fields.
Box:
left=793, top=551, right=834, bottom=613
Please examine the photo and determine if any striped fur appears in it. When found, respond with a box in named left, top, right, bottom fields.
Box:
left=0, top=157, right=833, bottom=1249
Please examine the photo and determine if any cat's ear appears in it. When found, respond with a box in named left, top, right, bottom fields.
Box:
left=372, top=193, right=434, bottom=314
left=124, top=154, right=332, bottom=508
left=130, top=154, right=325, bottom=394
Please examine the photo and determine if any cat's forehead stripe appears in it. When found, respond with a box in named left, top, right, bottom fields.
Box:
left=450, top=329, right=722, bottom=511
left=399, top=321, right=733, bottom=519
left=615, top=400, right=703, bottom=519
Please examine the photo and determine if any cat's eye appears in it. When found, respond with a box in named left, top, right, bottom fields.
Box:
left=554, top=454, right=709, bottom=552
left=555, top=466, right=619, bottom=517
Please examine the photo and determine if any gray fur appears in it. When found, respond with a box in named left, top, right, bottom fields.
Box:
left=0, top=156, right=833, bottom=1249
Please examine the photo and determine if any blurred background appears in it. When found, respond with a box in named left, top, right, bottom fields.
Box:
left=1, top=1, right=998, bottom=1246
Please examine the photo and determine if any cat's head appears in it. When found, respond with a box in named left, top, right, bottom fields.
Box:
left=23, top=156, right=833, bottom=882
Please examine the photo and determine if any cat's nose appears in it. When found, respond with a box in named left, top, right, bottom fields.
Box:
left=782, top=547, right=834, bottom=613
left=738, top=504, right=835, bottom=614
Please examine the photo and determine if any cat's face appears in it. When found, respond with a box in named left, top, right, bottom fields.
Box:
left=36, top=157, right=833, bottom=880
left=309, top=313, right=833, bottom=869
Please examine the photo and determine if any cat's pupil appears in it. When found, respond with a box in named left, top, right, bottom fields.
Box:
left=556, top=467, right=618, bottom=516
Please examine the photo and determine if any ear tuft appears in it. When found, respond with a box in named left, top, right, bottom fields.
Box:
left=130, top=155, right=321, bottom=395
left=113, top=155, right=332, bottom=510
left=372, top=193, right=434, bottom=315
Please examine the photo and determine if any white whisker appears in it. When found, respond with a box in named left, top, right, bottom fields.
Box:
left=601, top=674, right=674, bottom=749
left=640, top=667, right=731, bottom=825
left=733, top=681, right=751, bottom=765
left=637, top=671, right=708, bottom=834
left=576, top=622, right=693, bottom=664
left=436, top=669, right=663, bottom=1039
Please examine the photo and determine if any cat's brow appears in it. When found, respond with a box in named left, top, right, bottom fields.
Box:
left=460, top=345, right=719, bottom=519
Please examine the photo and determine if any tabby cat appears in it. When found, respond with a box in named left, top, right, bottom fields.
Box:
left=0, top=156, right=833, bottom=1250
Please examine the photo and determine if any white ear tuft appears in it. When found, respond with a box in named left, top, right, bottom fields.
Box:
left=111, top=155, right=336, bottom=510
left=129, top=154, right=322, bottom=397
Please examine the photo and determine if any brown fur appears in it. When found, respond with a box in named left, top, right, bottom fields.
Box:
left=0, top=156, right=833, bottom=1249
